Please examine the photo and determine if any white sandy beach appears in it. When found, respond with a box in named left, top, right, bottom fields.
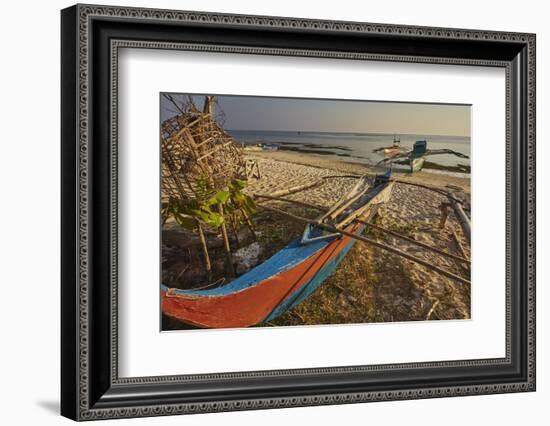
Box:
left=246, top=152, right=471, bottom=322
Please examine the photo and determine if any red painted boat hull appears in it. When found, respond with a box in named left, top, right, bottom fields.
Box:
left=161, top=221, right=362, bottom=328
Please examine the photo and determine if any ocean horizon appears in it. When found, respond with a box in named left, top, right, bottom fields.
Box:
left=227, top=129, right=471, bottom=173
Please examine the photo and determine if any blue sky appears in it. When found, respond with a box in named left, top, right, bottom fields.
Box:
left=161, top=93, right=471, bottom=137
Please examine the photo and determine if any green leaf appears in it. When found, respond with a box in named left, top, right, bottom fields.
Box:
left=202, top=211, right=224, bottom=228
left=230, top=179, right=247, bottom=191
left=173, top=213, right=196, bottom=230
left=242, top=194, right=256, bottom=214
left=207, top=190, right=230, bottom=206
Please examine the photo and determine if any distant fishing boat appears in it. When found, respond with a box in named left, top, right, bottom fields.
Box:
left=243, top=142, right=280, bottom=151
left=378, top=139, right=469, bottom=173
left=243, top=144, right=263, bottom=152
left=161, top=171, right=394, bottom=328
left=373, top=134, right=404, bottom=158
left=409, top=140, right=427, bottom=172
left=262, top=143, right=279, bottom=151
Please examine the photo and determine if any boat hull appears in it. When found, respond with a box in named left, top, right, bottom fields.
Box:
left=410, top=157, right=425, bottom=173
left=161, top=181, right=393, bottom=328
left=162, top=223, right=360, bottom=328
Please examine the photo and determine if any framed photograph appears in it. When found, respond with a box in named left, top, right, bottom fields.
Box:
left=61, top=4, right=536, bottom=421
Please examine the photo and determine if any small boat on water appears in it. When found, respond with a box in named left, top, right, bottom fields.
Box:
left=242, top=143, right=263, bottom=152
left=409, top=140, right=427, bottom=172
left=378, top=139, right=469, bottom=173
left=161, top=171, right=394, bottom=328
left=243, top=142, right=280, bottom=151
left=262, top=143, right=279, bottom=151
left=374, top=135, right=404, bottom=158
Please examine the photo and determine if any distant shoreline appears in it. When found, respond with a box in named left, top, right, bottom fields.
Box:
left=246, top=150, right=471, bottom=192
left=229, top=129, right=471, bottom=140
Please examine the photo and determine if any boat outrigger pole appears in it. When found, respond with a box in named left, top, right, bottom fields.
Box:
left=257, top=203, right=470, bottom=286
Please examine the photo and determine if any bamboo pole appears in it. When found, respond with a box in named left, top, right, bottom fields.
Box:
left=356, top=220, right=470, bottom=264
left=203, top=95, right=214, bottom=115
left=271, top=179, right=325, bottom=197
left=426, top=300, right=440, bottom=320
left=230, top=211, right=240, bottom=246
left=240, top=209, right=257, bottom=241
left=450, top=198, right=471, bottom=244
left=196, top=221, right=212, bottom=282
left=218, top=204, right=235, bottom=277
left=163, top=93, right=185, bottom=115
left=254, top=193, right=328, bottom=211
left=439, top=202, right=451, bottom=229
left=452, top=229, right=469, bottom=260
left=258, top=204, right=470, bottom=286
left=336, top=182, right=394, bottom=228
left=318, top=176, right=370, bottom=222
left=196, top=141, right=233, bottom=162
left=322, top=174, right=363, bottom=180
left=165, top=116, right=210, bottom=145
left=392, top=179, right=462, bottom=203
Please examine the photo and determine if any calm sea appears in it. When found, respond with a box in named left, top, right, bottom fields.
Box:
left=228, top=130, right=471, bottom=174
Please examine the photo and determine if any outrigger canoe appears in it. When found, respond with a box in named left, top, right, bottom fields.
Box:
left=161, top=171, right=394, bottom=328
left=377, top=140, right=469, bottom=173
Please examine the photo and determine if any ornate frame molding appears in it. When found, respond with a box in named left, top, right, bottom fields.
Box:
left=61, top=4, right=535, bottom=421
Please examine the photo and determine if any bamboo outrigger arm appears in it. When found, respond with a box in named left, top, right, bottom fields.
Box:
left=258, top=204, right=471, bottom=286
left=270, top=180, right=325, bottom=197
left=450, top=198, right=471, bottom=244
left=253, top=193, right=328, bottom=211
left=268, top=174, right=365, bottom=198
left=356, top=220, right=470, bottom=264
left=255, top=188, right=470, bottom=264
left=391, top=179, right=464, bottom=203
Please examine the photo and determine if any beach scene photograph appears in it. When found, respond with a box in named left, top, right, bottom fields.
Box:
left=160, top=93, right=471, bottom=330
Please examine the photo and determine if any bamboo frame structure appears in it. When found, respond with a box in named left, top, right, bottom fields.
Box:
left=161, top=95, right=258, bottom=277
left=161, top=97, right=248, bottom=202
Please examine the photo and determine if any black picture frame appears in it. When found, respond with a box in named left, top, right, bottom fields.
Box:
left=61, top=4, right=536, bottom=421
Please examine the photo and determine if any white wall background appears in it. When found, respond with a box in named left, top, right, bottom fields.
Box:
left=0, top=0, right=546, bottom=424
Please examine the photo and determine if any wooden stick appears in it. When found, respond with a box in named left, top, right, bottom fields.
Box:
left=439, top=202, right=451, bottom=229
left=196, top=141, right=233, bottom=162
left=196, top=221, right=212, bottom=282
left=318, top=176, right=370, bottom=222
left=392, top=179, right=462, bottom=203
left=240, top=209, right=257, bottom=241
left=259, top=204, right=470, bottom=285
left=194, top=136, right=215, bottom=149
left=165, top=116, right=209, bottom=144
left=322, top=174, right=363, bottom=180
left=336, top=182, right=394, bottom=228
left=230, top=212, right=240, bottom=247
left=271, top=179, right=325, bottom=197
left=426, top=300, right=440, bottom=320
left=452, top=229, right=469, bottom=260
left=217, top=204, right=235, bottom=277
left=254, top=193, right=328, bottom=211
left=162, top=93, right=185, bottom=115
left=357, top=220, right=470, bottom=264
